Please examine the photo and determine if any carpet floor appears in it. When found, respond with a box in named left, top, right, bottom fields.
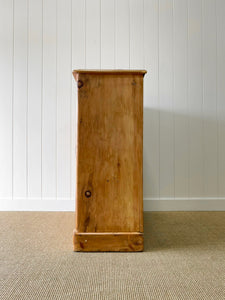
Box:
left=0, top=212, right=225, bottom=299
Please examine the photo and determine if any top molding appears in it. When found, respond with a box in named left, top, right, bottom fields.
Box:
left=73, top=69, right=147, bottom=80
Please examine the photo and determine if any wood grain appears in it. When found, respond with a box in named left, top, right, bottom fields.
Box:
left=73, top=230, right=144, bottom=252
left=73, top=70, right=146, bottom=251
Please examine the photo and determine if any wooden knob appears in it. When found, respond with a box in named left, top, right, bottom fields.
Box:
left=85, top=190, right=91, bottom=198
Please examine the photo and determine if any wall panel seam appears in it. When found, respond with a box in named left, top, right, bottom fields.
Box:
left=26, top=0, right=29, bottom=198
left=12, top=0, right=15, bottom=200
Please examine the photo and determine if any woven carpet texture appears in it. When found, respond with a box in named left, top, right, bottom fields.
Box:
left=0, top=212, right=225, bottom=299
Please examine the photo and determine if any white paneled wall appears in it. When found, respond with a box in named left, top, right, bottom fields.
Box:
left=0, top=0, right=225, bottom=211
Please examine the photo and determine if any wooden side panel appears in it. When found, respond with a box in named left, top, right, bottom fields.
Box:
left=76, top=73, right=143, bottom=233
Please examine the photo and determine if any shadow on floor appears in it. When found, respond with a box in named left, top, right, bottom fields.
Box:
left=143, top=211, right=225, bottom=252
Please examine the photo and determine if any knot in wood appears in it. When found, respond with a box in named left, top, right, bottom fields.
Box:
left=85, top=190, right=91, bottom=198
left=77, top=80, right=84, bottom=89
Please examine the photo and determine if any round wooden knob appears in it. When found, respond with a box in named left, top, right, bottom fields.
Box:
left=85, top=190, right=91, bottom=198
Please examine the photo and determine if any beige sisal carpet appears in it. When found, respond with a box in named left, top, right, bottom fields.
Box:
left=0, top=212, right=225, bottom=299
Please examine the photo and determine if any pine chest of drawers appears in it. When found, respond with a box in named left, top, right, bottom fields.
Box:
left=73, top=69, right=147, bottom=251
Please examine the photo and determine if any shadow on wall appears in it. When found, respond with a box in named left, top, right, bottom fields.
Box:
left=143, top=106, right=224, bottom=199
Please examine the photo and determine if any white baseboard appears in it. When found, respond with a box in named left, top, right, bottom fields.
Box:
left=144, top=198, right=225, bottom=211
left=0, top=197, right=225, bottom=211
left=0, top=198, right=75, bottom=211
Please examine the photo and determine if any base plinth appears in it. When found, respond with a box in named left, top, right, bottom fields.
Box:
left=73, top=230, right=144, bottom=252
